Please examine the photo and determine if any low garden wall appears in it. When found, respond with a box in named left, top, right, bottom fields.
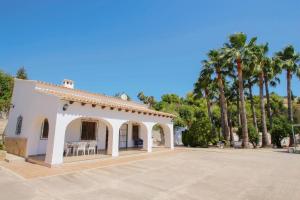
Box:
left=4, top=137, right=27, bottom=157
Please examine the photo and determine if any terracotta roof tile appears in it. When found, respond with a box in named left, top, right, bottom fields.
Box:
left=34, top=80, right=176, bottom=118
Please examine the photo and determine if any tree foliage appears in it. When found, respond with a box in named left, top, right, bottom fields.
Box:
left=271, top=116, right=292, bottom=148
left=16, top=67, right=28, bottom=80
left=137, top=92, right=156, bottom=108
left=0, top=67, right=29, bottom=117
left=237, top=125, right=259, bottom=148
left=138, top=92, right=210, bottom=129
left=182, top=116, right=214, bottom=147
left=0, top=70, right=14, bottom=116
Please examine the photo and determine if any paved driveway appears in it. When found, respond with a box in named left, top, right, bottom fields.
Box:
left=0, top=148, right=299, bottom=200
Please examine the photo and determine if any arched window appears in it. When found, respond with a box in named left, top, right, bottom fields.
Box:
left=41, top=119, right=49, bottom=139
left=15, top=115, right=23, bottom=135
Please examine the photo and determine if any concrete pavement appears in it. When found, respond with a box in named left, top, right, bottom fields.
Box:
left=0, top=148, right=299, bottom=200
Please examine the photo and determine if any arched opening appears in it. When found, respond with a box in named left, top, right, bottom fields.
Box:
left=152, top=123, right=172, bottom=149
left=27, top=117, right=51, bottom=162
left=40, top=119, right=49, bottom=139
left=63, top=117, right=113, bottom=162
left=118, top=121, right=148, bottom=152
left=35, top=118, right=50, bottom=157
left=152, top=124, right=165, bottom=147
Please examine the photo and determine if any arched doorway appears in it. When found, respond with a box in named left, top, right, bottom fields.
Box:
left=64, top=117, right=113, bottom=158
left=152, top=124, right=165, bottom=147
left=118, top=121, right=148, bottom=150
left=152, top=123, right=173, bottom=148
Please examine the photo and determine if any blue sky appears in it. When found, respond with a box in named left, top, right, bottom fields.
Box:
left=0, top=0, right=300, bottom=101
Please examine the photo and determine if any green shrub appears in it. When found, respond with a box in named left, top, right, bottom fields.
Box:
left=248, top=125, right=259, bottom=148
left=237, top=125, right=259, bottom=148
left=182, top=117, right=213, bottom=147
left=182, top=130, right=189, bottom=147
left=271, top=116, right=292, bottom=148
left=0, top=142, right=4, bottom=151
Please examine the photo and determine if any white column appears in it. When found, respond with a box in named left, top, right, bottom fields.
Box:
left=107, top=120, right=124, bottom=157
left=45, top=114, right=68, bottom=166
left=165, top=124, right=174, bottom=150
left=127, top=122, right=133, bottom=147
left=143, top=124, right=154, bottom=152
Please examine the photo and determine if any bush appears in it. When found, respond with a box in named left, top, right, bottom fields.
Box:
left=248, top=125, right=259, bottom=148
left=271, top=116, right=292, bottom=148
left=237, top=125, right=259, bottom=148
left=181, top=117, right=213, bottom=147
left=0, top=142, right=4, bottom=151
left=182, top=129, right=189, bottom=146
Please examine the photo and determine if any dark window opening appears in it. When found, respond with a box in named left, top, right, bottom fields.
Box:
left=105, top=126, right=109, bottom=150
left=41, top=119, right=49, bottom=139
left=132, top=125, right=139, bottom=140
left=15, top=115, right=23, bottom=135
left=81, top=121, right=96, bottom=140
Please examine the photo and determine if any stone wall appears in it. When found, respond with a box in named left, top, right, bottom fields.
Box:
left=5, top=137, right=27, bottom=157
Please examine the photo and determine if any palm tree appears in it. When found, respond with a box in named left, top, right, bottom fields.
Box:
left=207, top=50, right=230, bottom=143
left=137, top=92, right=157, bottom=108
left=274, top=45, right=300, bottom=145
left=253, top=43, right=271, bottom=147
left=194, top=63, right=216, bottom=136
left=232, top=80, right=241, bottom=126
left=263, top=58, right=281, bottom=129
left=224, top=81, right=238, bottom=144
left=223, top=33, right=257, bottom=148
left=244, top=75, right=259, bottom=133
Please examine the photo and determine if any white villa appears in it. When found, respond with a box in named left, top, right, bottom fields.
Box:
left=5, top=79, right=175, bottom=167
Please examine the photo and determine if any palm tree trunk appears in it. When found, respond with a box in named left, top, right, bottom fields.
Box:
left=248, top=81, right=258, bottom=133
left=220, top=100, right=225, bottom=137
left=236, top=95, right=241, bottom=126
left=234, top=79, right=241, bottom=127
left=237, top=59, right=249, bottom=148
left=287, top=70, right=294, bottom=146
left=227, top=100, right=234, bottom=145
left=264, top=75, right=272, bottom=129
left=217, top=69, right=230, bottom=142
left=205, top=89, right=216, bottom=136
left=259, top=72, right=270, bottom=147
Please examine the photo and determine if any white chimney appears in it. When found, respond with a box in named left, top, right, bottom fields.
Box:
left=62, top=79, right=74, bottom=89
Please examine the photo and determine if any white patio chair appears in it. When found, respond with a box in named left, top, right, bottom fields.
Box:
left=75, top=142, right=87, bottom=156
left=87, top=141, right=97, bottom=155
left=64, top=143, right=71, bottom=156
left=71, top=142, right=78, bottom=156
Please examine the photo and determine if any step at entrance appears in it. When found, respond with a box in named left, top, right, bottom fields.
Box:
left=5, top=153, right=26, bottom=163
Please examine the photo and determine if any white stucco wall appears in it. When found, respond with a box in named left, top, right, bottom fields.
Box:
left=7, top=79, right=174, bottom=165
left=45, top=100, right=173, bottom=165
left=6, top=79, right=60, bottom=156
